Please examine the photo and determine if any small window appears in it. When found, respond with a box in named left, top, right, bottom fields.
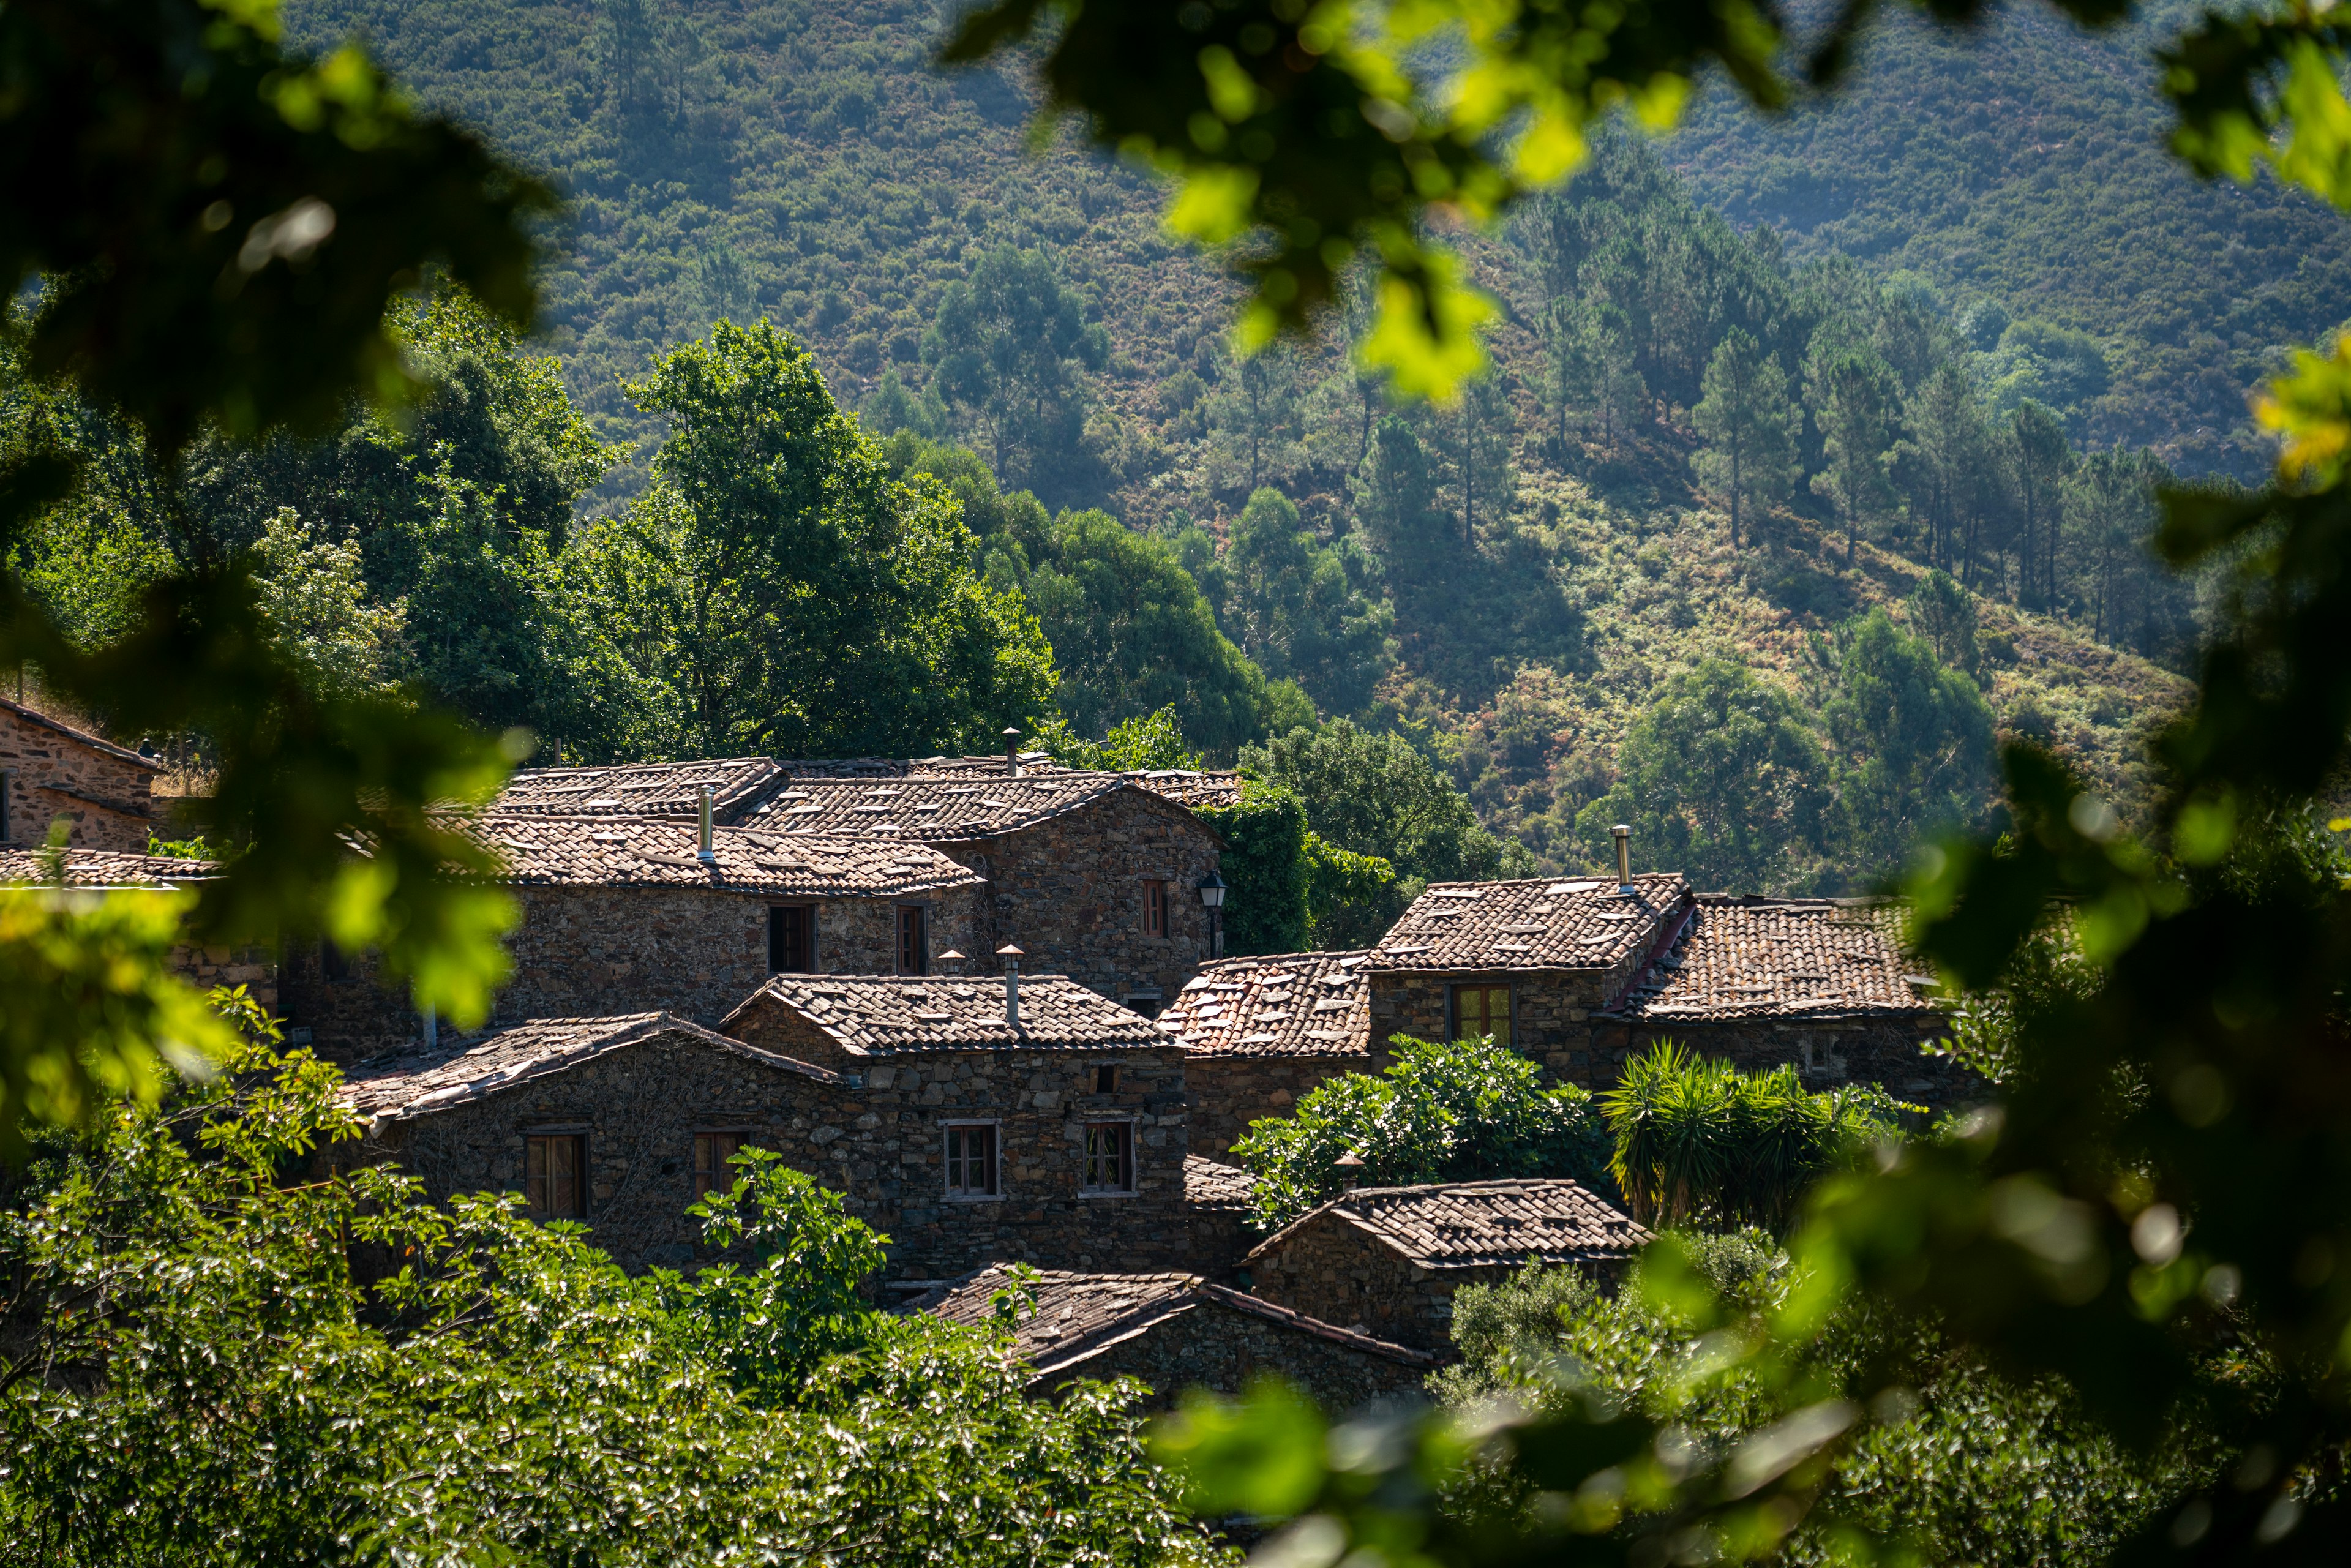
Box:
left=1451, top=984, right=1512, bottom=1048
left=1082, top=1122, right=1134, bottom=1193
left=769, top=905, right=812, bottom=973
left=1094, top=1064, right=1118, bottom=1094
left=945, top=1123, right=998, bottom=1197
left=525, top=1134, right=587, bottom=1218
left=693, top=1131, right=742, bottom=1199
left=896, top=905, right=927, bottom=975
left=1142, top=878, right=1169, bottom=937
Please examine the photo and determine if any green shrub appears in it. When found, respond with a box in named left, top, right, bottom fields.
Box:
left=1232, top=1034, right=1613, bottom=1230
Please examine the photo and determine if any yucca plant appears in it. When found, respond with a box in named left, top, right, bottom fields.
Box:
left=1602, top=1043, right=1899, bottom=1230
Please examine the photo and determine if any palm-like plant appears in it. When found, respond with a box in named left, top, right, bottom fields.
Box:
left=1602, top=1043, right=1901, bottom=1229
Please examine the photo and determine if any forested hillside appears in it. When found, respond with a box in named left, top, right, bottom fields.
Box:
left=1668, top=0, right=2351, bottom=479
left=28, top=0, right=2225, bottom=894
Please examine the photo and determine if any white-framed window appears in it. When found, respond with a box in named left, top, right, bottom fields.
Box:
left=944, top=1120, right=1000, bottom=1199
left=1080, top=1120, right=1136, bottom=1195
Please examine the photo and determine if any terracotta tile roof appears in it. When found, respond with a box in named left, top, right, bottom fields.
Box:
left=0, top=848, right=213, bottom=887
left=1614, top=896, right=1946, bottom=1022
left=743, top=772, right=1158, bottom=841
left=722, top=973, right=1172, bottom=1056
left=773, top=756, right=1241, bottom=808
left=1185, top=1155, right=1256, bottom=1212
left=0, top=694, right=163, bottom=770
left=467, top=814, right=981, bottom=898
left=907, top=1266, right=1440, bottom=1378
left=1245, top=1179, right=1651, bottom=1271
left=1164, top=950, right=1372, bottom=1057
left=342, top=1012, right=841, bottom=1122
left=1113, top=770, right=1243, bottom=809
left=1369, top=874, right=1688, bottom=973
left=493, top=757, right=789, bottom=821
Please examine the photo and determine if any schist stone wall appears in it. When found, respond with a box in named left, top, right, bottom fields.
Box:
left=1187, top=1050, right=1391, bottom=1156
left=351, top=1031, right=1191, bottom=1279
left=171, top=940, right=279, bottom=1015
left=1369, top=967, right=1622, bottom=1078
left=728, top=1007, right=1192, bottom=1280
left=0, top=701, right=160, bottom=852
left=1245, top=1218, right=1501, bottom=1353
left=1597, top=1016, right=1976, bottom=1106
left=282, top=883, right=988, bottom=1062
left=1045, top=1296, right=1436, bottom=1411
left=348, top=1035, right=845, bottom=1271
left=942, top=789, right=1221, bottom=1008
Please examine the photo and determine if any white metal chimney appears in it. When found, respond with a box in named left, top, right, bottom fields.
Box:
left=1612, top=823, right=1632, bottom=893
left=697, top=785, right=716, bottom=864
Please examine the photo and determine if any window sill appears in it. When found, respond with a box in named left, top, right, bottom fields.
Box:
left=943, top=1191, right=1005, bottom=1204
left=1076, top=1188, right=1141, bottom=1199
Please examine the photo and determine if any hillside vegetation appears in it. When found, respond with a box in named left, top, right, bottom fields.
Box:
left=41, top=0, right=2200, bottom=892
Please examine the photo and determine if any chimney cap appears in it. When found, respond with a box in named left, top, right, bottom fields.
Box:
left=937, top=948, right=966, bottom=961
left=1334, top=1150, right=1365, bottom=1168
left=1611, top=823, right=1630, bottom=836
left=996, top=943, right=1024, bottom=957
left=1001, top=726, right=1022, bottom=740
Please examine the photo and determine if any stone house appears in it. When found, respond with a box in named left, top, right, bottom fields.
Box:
left=495, top=753, right=1233, bottom=1012
left=1164, top=950, right=1378, bottom=1155
left=1595, top=895, right=1965, bottom=1102
left=1364, top=873, right=1693, bottom=1081
left=280, top=815, right=989, bottom=1061
left=338, top=1012, right=853, bottom=1272
left=1183, top=1153, right=1259, bottom=1275
left=720, top=972, right=1190, bottom=1284
left=909, top=1266, right=1438, bottom=1411
left=1240, top=1179, right=1651, bottom=1352
left=1, top=847, right=277, bottom=1010
left=1362, top=877, right=1964, bottom=1098
left=1, top=696, right=163, bottom=852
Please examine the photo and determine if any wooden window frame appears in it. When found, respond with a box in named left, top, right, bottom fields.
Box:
left=896, top=904, right=928, bottom=975
left=1449, top=983, right=1513, bottom=1048
left=768, top=904, right=814, bottom=974
left=525, top=1133, right=588, bottom=1219
left=692, top=1130, right=745, bottom=1200
left=1079, top=1120, right=1136, bottom=1195
left=1142, top=877, right=1169, bottom=938
left=943, top=1120, right=1000, bottom=1201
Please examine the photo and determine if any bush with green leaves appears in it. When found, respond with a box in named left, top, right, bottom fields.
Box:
left=0, top=1027, right=1231, bottom=1567
left=1601, top=1042, right=1916, bottom=1230
left=1231, top=1034, right=1612, bottom=1230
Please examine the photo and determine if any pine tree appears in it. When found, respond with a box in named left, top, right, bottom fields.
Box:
left=1691, top=329, right=1797, bottom=548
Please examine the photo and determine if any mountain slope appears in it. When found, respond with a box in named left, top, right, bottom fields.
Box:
left=1668, top=1, right=2351, bottom=478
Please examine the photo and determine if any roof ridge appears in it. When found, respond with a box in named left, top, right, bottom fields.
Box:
left=0, top=694, right=162, bottom=770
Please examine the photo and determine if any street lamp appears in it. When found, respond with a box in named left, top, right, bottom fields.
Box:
left=1196, top=871, right=1228, bottom=959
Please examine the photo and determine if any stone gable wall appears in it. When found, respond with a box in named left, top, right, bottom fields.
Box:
left=283, top=882, right=986, bottom=1063
left=1039, top=1299, right=1433, bottom=1411
left=1597, top=1016, right=1978, bottom=1108
left=353, top=1032, right=1192, bottom=1280
left=940, top=790, right=1220, bottom=1004
left=1187, top=1050, right=1393, bottom=1157
left=171, top=942, right=278, bottom=1015
left=0, top=705, right=157, bottom=852
left=1368, top=970, right=1611, bottom=1076
left=1245, top=1215, right=1498, bottom=1352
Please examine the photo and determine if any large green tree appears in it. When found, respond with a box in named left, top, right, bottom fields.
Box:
left=609, top=318, right=1055, bottom=759
left=921, top=246, right=1108, bottom=509
left=1823, top=607, right=1996, bottom=880
left=1215, top=487, right=1393, bottom=721
left=1573, top=658, right=1831, bottom=895
left=1243, top=719, right=1531, bottom=946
